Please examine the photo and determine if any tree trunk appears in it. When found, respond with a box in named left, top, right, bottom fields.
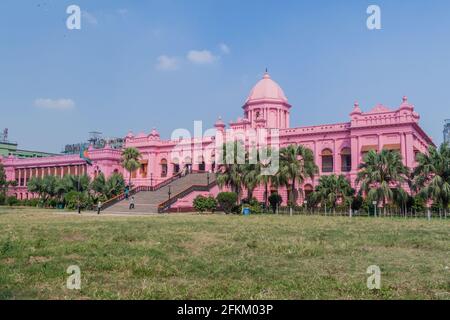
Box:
left=264, top=183, right=268, bottom=211
left=128, top=171, right=132, bottom=189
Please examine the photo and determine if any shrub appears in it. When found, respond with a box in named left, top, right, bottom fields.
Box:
left=193, top=195, right=217, bottom=213
left=6, top=196, right=20, bottom=206
left=0, top=193, right=6, bottom=205
left=242, top=197, right=263, bottom=214
left=216, top=192, right=238, bottom=214
left=27, top=198, right=39, bottom=207
left=64, top=191, right=90, bottom=210
left=268, top=193, right=282, bottom=213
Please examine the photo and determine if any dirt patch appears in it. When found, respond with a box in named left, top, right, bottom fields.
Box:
left=62, top=232, right=88, bottom=242
left=2, top=258, right=16, bottom=265
left=29, top=256, right=52, bottom=264
left=181, top=232, right=224, bottom=256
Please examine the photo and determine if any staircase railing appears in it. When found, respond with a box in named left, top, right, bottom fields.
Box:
left=100, top=172, right=183, bottom=211
left=100, top=185, right=150, bottom=211
left=150, top=172, right=183, bottom=191
left=157, top=180, right=217, bottom=213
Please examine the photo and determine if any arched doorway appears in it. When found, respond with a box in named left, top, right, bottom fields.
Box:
left=160, top=159, right=168, bottom=177
left=184, top=157, right=192, bottom=174
left=197, top=156, right=205, bottom=172
left=172, top=158, right=180, bottom=175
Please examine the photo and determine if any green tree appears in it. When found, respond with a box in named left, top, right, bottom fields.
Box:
left=91, top=172, right=107, bottom=196
left=0, top=164, right=7, bottom=204
left=216, top=192, right=238, bottom=214
left=104, top=173, right=126, bottom=198
left=242, top=162, right=261, bottom=201
left=313, top=174, right=353, bottom=214
left=0, top=164, right=6, bottom=190
left=121, top=147, right=142, bottom=187
left=258, top=147, right=279, bottom=210
left=268, top=192, right=282, bottom=214
left=277, top=145, right=317, bottom=211
left=412, top=143, right=450, bottom=216
left=216, top=141, right=246, bottom=201
left=27, top=176, right=44, bottom=200
left=356, top=149, right=409, bottom=215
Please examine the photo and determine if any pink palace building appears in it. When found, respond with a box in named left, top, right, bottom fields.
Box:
left=1, top=72, right=434, bottom=210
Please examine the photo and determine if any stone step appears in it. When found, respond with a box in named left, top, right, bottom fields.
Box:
left=103, top=173, right=215, bottom=214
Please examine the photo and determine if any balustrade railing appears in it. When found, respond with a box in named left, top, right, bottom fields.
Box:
left=157, top=180, right=217, bottom=213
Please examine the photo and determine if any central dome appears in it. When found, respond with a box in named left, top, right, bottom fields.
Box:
left=246, top=72, right=288, bottom=103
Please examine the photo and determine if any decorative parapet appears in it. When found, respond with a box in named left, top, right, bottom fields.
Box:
left=281, top=123, right=351, bottom=136
left=350, top=97, right=420, bottom=128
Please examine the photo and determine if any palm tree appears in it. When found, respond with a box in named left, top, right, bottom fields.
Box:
left=412, top=143, right=450, bottom=217
left=356, top=149, right=409, bottom=215
left=277, top=145, right=317, bottom=212
left=242, top=163, right=261, bottom=200
left=313, top=174, right=353, bottom=214
left=27, top=176, right=44, bottom=199
left=91, top=172, right=107, bottom=196
left=105, top=173, right=126, bottom=198
left=216, top=141, right=246, bottom=201
left=121, top=147, right=142, bottom=187
left=259, top=147, right=279, bottom=210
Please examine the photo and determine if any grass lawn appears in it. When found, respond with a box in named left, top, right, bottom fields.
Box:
left=0, top=206, right=448, bottom=300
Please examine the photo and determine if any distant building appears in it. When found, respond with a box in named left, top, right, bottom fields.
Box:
left=0, top=129, right=56, bottom=158
left=444, top=119, right=450, bottom=144
left=62, top=132, right=124, bottom=155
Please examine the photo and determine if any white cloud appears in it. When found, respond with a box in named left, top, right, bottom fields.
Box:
left=34, top=98, right=75, bottom=110
left=82, top=11, right=98, bottom=25
left=187, top=50, right=218, bottom=64
left=156, top=55, right=179, bottom=71
left=219, top=43, right=230, bottom=54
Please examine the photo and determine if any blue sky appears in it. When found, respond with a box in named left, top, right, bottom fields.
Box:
left=1, top=0, right=449, bottom=152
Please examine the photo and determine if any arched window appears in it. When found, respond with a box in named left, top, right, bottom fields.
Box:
left=321, top=149, right=333, bottom=173
left=160, top=159, right=168, bottom=177
left=341, top=147, right=351, bottom=172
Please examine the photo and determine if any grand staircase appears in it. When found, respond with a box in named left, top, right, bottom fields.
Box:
left=102, top=173, right=216, bottom=214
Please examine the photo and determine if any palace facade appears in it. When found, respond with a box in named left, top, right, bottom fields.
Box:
left=1, top=72, right=434, bottom=207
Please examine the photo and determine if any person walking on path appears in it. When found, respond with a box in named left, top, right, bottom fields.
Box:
left=129, top=196, right=135, bottom=210
left=125, top=186, right=130, bottom=200
left=97, top=201, right=102, bottom=215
